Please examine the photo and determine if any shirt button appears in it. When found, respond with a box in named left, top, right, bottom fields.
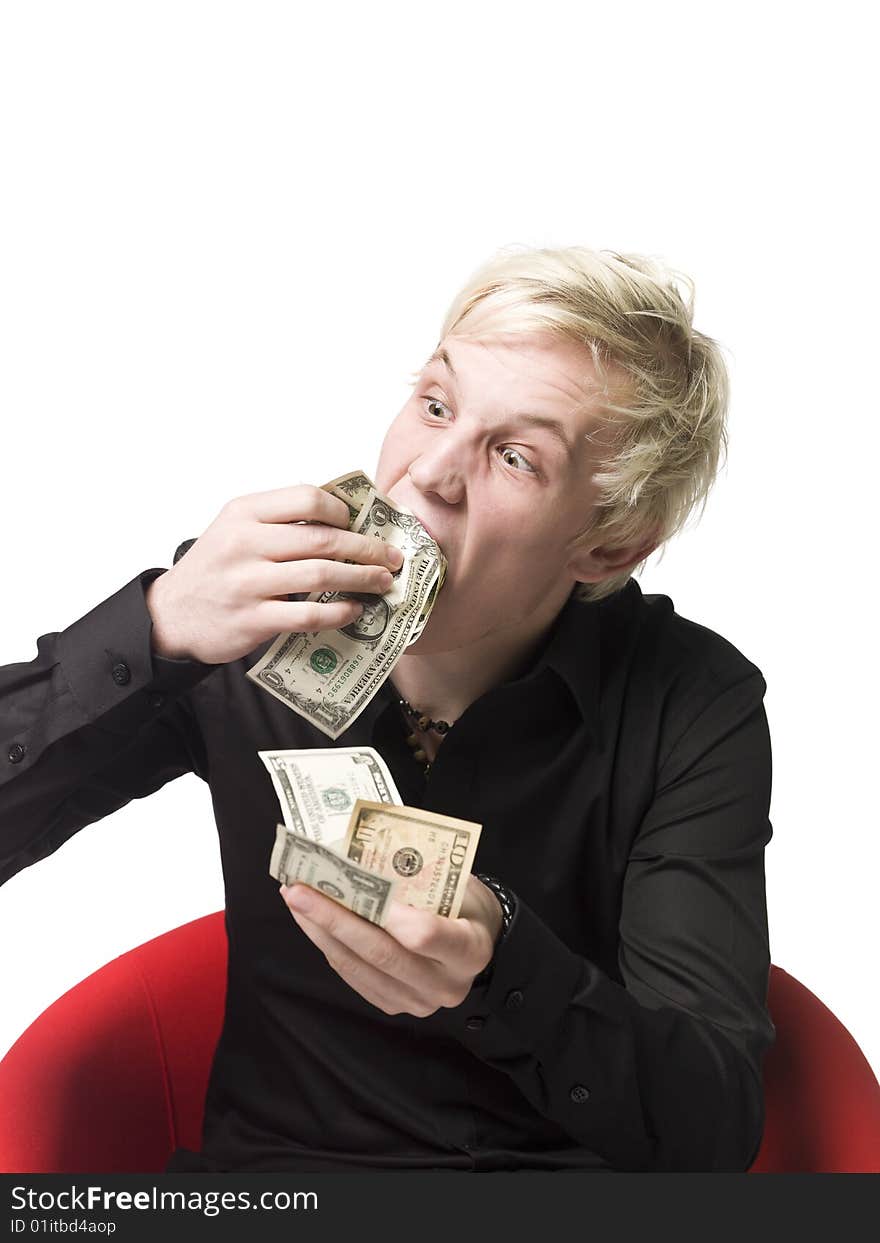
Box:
left=465, top=1016, right=485, bottom=1031
left=112, top=662, right=131, bottom=686
left=505, top=989, right=524, bottom=1011
left=7, top=742, right=26, bottom=764
left=570, top=1084, right=591, bottom=1103
left=148, top=693, right=165, bottom=710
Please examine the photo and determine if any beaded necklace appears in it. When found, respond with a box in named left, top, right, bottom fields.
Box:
left=393, top=693, right=454, bottom=776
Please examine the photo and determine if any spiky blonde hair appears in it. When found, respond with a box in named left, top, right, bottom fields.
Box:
left=418, top=244, right=730, bottom=603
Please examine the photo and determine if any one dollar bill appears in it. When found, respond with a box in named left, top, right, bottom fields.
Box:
left=257, top=746, right=402, bottom=846
left=245, top=469, right=448, bottom=740
left=270, top=822, right=398, bottom=927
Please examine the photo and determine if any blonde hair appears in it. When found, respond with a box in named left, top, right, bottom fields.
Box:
left=416, top=244, right=730, bottom=604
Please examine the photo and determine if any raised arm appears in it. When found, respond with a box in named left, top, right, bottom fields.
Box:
left=0, top=567, right=215, bottom=887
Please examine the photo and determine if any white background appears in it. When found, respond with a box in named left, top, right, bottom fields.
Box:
left=1, top=0, right=877, bottom=1089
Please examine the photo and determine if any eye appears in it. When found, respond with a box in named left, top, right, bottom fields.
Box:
left=498, top=447, right=536, bottom=473
left=423, top=398, right=452, bottom=421
left=420, top=397, right=538, bottom=475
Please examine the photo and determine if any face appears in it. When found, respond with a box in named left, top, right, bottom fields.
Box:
left=374, top=330, right=619, bottom=654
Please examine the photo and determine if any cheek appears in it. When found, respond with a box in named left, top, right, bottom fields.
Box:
left=376, top=414, right=420, bottom=479
left=481, top=520, right=566, bottom=574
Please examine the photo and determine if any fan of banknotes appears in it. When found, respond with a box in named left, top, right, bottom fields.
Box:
left=262, top=747, right=482, bottom=928
left=245, top=468, right=448, bottom=740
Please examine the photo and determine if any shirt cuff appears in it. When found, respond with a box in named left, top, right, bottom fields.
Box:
left=56, top=567, right=217, bottom=735
left=432, top=891, right=586, bottom=1063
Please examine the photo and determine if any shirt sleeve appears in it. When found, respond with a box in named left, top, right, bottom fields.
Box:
left=0, top=566, right=217, bottom=887
left=432, top=671, right=776, bottom=1173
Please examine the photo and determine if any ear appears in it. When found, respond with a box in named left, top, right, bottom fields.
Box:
left=566, top=527, right=661, bottom=585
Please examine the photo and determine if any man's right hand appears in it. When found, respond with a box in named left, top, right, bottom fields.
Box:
left=144, top=483, right=404, bottom=665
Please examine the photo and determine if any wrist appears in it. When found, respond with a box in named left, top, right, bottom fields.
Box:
left=473, top=874, right=517, bottom=987
left=145, top=574, right=190, bottom=661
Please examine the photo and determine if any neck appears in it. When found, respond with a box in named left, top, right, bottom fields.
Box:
left=389, top=583, right=574, bottom=724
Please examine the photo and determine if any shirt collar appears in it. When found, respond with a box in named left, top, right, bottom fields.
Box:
left=520, top=584, right=603, bottom=741
left=372, top=581, right=624, bottom=744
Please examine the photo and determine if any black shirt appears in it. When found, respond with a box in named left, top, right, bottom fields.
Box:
left=0, top=558, right=775, bottom=1173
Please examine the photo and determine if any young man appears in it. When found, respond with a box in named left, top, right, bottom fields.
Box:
left=0, top=247, right=774, bottom=1173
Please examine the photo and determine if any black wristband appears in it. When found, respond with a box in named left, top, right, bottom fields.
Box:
left=472, top=874, right=517, bottom=988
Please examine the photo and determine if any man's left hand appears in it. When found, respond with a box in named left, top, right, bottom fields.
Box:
left=279, top=874, right=504, bottom=1017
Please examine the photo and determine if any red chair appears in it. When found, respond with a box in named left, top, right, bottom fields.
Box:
left=1, top=911, right=878, bottom=1173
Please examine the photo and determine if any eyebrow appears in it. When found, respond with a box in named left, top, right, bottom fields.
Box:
left=425, top=347, right=577, bottom=459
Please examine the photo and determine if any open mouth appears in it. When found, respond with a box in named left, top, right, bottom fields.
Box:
left=389, top=494, right=446, bottom=554
left=410, top=511, right=440, bottom=545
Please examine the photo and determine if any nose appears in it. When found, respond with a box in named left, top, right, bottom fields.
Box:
left=406, top=439, right=466, bottom=505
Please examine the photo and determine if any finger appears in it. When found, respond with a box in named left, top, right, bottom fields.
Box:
left=257, top=520, right=403, bottom=570
left=382, top=899, right=470, bottom=965
left=247, top=483, right=353, bottom=527
left=257, top=596, right=365, bottom=633
left=291, top=910, right=434, bottom=1017
left=255, top=557, right=394, bottom=600
left=282, top=884, right=450, bottom=995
